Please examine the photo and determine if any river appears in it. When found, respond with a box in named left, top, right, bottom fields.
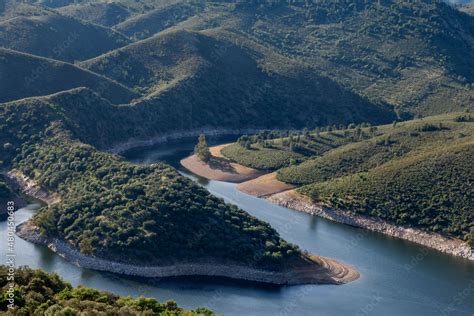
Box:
left=1, top=137, right=473, bottom=315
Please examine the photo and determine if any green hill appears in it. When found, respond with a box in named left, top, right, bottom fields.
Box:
left=0, top=48, right=138, bottom=104
left=294, top=115, right=474, bottom=242
left=4, top=1, right=472, bottom=117
left=0, top=1, right=53, bottom=22
left=113, top=2, right=202, bottom=40
left=82, top=29, right=394, bottom=129
left=230, top=114, right=473, bottom=243
left=0, top=266, right=214, bottom=315
left=230, top=0, right=474, bottom=116
left=57, top=2, right=132, bottom=27
left=0, top=12, right=130, bottom=62
left=0, top=89, right=305, bottom=271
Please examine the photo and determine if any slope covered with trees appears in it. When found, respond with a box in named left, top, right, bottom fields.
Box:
left=0, top=11, right=130, bottom=62
left=0, top=49, right=138, bottom=104
left=231, top=0, right=474, bottom=116
left=14, top=131, right=300, bottom=267
left=0, top=90, right=304, bottom=270
left=84, top=28, right=393, bottom=128
left=2, top=0, right=472, bottom=131
left=113, top=2, right=202, bottom=40
left=0, top=266, right=214, bottom=315
left=57, top=2, right=132, bottom=27
left=227, top=114, right=473, bottom=243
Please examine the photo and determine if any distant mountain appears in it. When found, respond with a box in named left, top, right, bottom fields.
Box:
left=0, top=48, right=138, bottom=104
left=57, top=2, right=132, bottom=27
left=225, top=0, right=474, bottom=116
left=113, top=2, right=202, bottom=40
left=0, top=1, right=53, bottom=21
left=0, top=12, right=130, bottom=62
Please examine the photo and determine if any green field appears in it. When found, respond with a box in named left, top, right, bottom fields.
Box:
left=221, top=127, right=376, bottom=170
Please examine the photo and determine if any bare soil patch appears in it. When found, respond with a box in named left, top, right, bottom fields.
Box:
left=180, top=144, right=264, bottom=182
left=238, top=172, right=294, bottom=197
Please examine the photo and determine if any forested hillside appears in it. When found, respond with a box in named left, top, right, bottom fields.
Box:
left=223, top=114, right=474, bottom=243
left=0, top=0, right=472, bottom=288
left=0, top=12, right=130, bottom=62
left=1, top=0, right=472, bottom=135
left=0, top=266, right=214, bottom=315
left=14, top=131, right=300, bottom=267
left=0, top=49, right=138, bottom=104
left=82, top=28, right=393, bottom=129
left=232, top=0, right=474, bottom=116
left=0, top=89, right=304, bottom=270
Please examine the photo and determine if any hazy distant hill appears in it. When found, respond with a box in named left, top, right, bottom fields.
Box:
left=0, top=48, right=137, bottom=104
left=0, top=12, right=130, bottom=62
left=0, top=1, right=53, bottom=21
left=113, top=2, right=202, bottom=40
left=57, top=2, right=132, bottom=27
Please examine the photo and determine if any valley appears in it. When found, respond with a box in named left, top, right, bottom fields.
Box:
left=0, top=0, right=473, bottom=315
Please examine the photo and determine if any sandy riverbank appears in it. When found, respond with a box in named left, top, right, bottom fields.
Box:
left=180, top=144, right=264, bottom=182
left=267, top=190, right=474, bottom=261
left=237, top=172, right=295, bottom=197
left=17, top=220, right=359, bottom=285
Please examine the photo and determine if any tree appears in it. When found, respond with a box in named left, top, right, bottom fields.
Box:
left=468, top=227, right=474, bottom=247
left=194, top=134, right=212, bottom=162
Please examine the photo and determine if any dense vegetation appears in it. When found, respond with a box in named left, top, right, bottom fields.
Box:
left=82, top=29, right=392, bottom=128
left=0, top=0, right=471, bottom=277
left=235, top=0, right=474, bottom=116
left=0, top=266, right=214, bottom=315
left=2, top=0, right=472, bottom=136
left=13, top=129, right=300, bottom=268
left=0, top=77, right=303, bottom=270
left=300, top=140, right=473, bottom=243
left=235, top=114, right=473, bottom=242
left=0, top=10, right=130, bottom=62
left=0, top=49, right=137, bottom=104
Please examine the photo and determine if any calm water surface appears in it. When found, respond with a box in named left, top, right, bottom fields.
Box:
left=1, top=138, right=473, bottom=316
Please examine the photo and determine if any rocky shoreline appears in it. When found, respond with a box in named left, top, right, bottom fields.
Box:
left=16, top=221, right=358, bottom=285
left=6, top=169, right=60, bottom=206
left=179, top=145, right=473, bottom=261
left=267, top=190, right=474, bottom=261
